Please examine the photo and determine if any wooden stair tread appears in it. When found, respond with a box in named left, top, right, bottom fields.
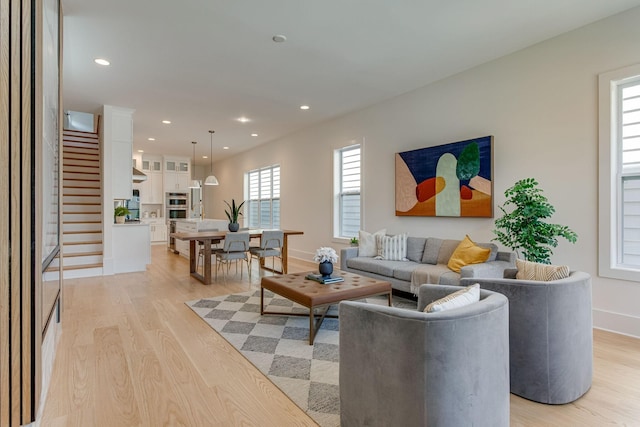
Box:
left=48, top=263, right=103, bottom=272
left=64, top=230, right=102, bottom=234
left=64, top=241, right=102, bottom=245
left=64, top=202, right=101, bottom=206
left=63, top=220, right=102, bottom=224
left=63, top=251, right=103, bottom=257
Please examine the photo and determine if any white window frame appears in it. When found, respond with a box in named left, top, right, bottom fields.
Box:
left=333, top=143, right=362, bottom=241
left=245, top=164, right=280, bottom=229
left=598, top=63, right=640, bottom=281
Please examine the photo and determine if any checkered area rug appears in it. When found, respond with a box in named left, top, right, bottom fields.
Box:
left=186, top=289, right=416, bottom=427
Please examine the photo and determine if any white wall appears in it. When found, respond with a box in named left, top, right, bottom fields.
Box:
left=206, top=7, right=640, bottom=337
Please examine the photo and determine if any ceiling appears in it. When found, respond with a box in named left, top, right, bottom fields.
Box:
left=62, top=0, right=640, bottom=166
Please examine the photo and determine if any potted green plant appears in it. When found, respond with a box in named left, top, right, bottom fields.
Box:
left=114, top=206, right=130, bottom=224
left=350, top=237, right=359, bottom=247
left=493, top=178, right=577, bottom=264
left=224, top=199, right=245, bottom=232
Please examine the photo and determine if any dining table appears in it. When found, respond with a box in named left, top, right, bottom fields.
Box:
left=170, top=229, right=304, bottom=285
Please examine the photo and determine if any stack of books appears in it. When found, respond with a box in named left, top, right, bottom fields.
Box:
left=305, top=273, right=344, bottom=284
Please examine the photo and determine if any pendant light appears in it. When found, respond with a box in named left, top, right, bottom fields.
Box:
left=204, top=130, right=219, bottom=185
left=189, top=141, right=200, bottom=188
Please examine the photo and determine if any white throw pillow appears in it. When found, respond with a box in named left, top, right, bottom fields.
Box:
left=424, top=283, right=480, bottom=313
left=375, top=233, right=408, bottom=261
left=358, top=229, right=386, bottom=257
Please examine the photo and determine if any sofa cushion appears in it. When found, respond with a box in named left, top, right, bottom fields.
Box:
left=477, top=242, right=499, bottom=262
left=346, top=257, right=406, bottom=277
left=392, top=262, right=421, bottom=281
left=424, top=283, right=480, bottom=312
left=515, top=259, right=570, bottom=281
left=406, top=237, right=427, bottom=262
left=375, top=233, right=408, bottom=261
left=421, top=237, right=443, bottom=264
left=447, top=235, right=491, bottom=273
left=439, top=271, right=463, bottom=286
left=437, top=239, right=461, bottom=265
left=358, top=229, right=386, bottom=257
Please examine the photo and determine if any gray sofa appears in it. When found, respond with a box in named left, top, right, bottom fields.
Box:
left=339, top=284, right=510, bottom=426
left=340, top=236, right=516, bottom=293
left=461, top=270, right=593, bottom=404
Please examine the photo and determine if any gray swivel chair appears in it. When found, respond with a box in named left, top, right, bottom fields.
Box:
left=462, top=270, right=593, bottom=404
left=249, top=230, right=284, bottom=273
left=339, top=284, right=510, bottom=427
left=213, top=232, right=250, bottom=281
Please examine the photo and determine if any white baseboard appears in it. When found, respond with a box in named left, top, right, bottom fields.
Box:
left=593, top=308, right=640, bottom=339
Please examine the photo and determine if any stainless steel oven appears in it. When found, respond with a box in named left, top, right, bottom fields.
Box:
left=167, top=208, right=187, bottom=219
left=166, top=192, right=188, bottom=219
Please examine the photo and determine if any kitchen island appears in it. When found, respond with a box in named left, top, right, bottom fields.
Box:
left=170, top=218, right=229, bottom=258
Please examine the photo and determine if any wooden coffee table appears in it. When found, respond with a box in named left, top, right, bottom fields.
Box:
left=260, top=271, right=392, bottom=344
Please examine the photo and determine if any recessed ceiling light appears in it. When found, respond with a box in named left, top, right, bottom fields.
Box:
left=272, top=35, right=287, bottom=43
left=237, top=117, right=250, bottom=123
left=137, top=150, right=144, bottom=153
left=148, top=137, right=155, bottom=141
left=300, top=105, right=310, bottom=110
left=162, top=120, right=171, bottom=124
left=94, top=58, right=110, bottom=66
left=251, top=133, right=258, bottom=137
left=223, top=146, right=229, bottom=150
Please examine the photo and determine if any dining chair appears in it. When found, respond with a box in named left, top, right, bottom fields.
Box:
left=249, top=230, right=284, bottom=274
left=196, top=230, right=222, bottom=274
left=214, top=232, right=250, bottom=281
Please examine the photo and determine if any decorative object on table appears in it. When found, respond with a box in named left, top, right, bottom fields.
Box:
left=305, top=273, right=344, bottom=284
left=395, top=135, right=493, bottom=217
left=224, top=199, right=245, bottom=231
left=204, top=130, right=219, bottom=185
left=350, top=237, right=359, bottom=247
left=114, top=206, right=129, bottom=224
left=188, top=141, right=201, bottom=189
left=314, top=247, right=338, bottom=277
left=493, top=178, right=577, bottom=264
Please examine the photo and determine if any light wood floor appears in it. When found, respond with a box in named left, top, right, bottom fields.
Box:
left=40, top=245, right=640, bottom=426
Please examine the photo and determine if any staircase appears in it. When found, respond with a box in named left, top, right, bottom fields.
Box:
left=57, top=128, right=104, bottom=278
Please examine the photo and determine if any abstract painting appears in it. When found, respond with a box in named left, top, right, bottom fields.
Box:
left=395, top=136, right=493, bottom=217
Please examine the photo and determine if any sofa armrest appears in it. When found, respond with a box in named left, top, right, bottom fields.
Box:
left=340, top=247, right=359, bottom=270
left=460, top=260, right=514, bottom=279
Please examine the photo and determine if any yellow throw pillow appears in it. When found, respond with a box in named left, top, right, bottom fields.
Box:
left=447, top=235, right=491, bottom=273
left=516, top=259, right=570, bottom=281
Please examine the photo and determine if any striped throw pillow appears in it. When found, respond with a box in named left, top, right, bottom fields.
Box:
left=375, top=233, right=408, bottom=261
left=515, top=259, right=570, bottom=281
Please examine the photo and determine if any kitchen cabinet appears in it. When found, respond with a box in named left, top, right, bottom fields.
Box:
left=164, top=157, right=190, bottom=192
left=141, top=218, right=167, bottom=243
left=140, top=155, right=164, bottom=204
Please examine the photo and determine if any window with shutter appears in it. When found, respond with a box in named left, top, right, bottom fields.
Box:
left=599, top=64, right=640, bottom=280
left=335, top=145, right=361, bottom=239
left=246, top=165, right=280, bottom=229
